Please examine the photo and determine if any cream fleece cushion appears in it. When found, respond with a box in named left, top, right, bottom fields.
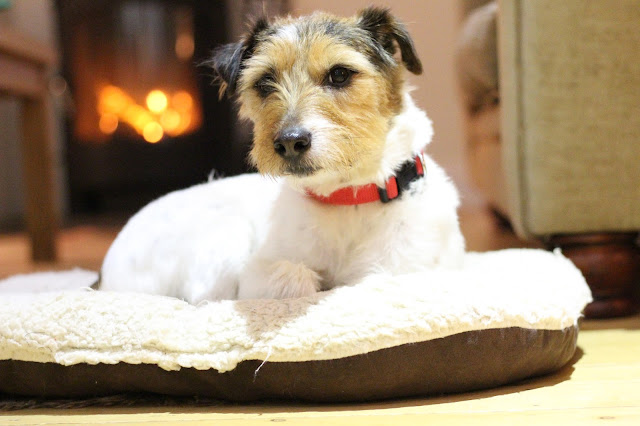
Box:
left=0, top=249, right=591, bottom=373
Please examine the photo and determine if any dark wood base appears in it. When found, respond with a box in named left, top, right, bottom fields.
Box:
left=548, top=233, right=640, bottom=318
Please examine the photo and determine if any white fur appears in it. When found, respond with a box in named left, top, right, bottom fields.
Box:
left=100, top=174, right=282, bottom=302
left=100, top=93, right=464, bottom=302
left=238, top=96, right=464, bottom=299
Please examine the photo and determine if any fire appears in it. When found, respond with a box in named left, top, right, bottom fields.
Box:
left=98, top=85, right=130, bottom=115
left=172, top=90, right=193, bottom=112
left=160, top=109, right=181, bottom=134
left=98, top=113, right=118, bottom=134
left=175, top=33, right=194, bottom=60
left=146, top=90, right=168, bottom=114
left=143, top=122, right=164, bottom=143
left=97, top=85, right=196, bottom=143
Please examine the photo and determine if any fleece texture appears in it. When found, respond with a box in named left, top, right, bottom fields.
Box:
left=0, top=249, right=591, bottom=373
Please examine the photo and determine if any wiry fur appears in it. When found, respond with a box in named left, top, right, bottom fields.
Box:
left=99, top=8, right=465, bottom=302
left=234, top=9, right=422, bottom=189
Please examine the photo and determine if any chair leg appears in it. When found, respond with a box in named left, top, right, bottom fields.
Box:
left=548, top=233, right=640, bottom=318
left=20, top=95, right=58, bottom=261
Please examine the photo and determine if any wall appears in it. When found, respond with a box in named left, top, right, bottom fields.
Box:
left=288, top=0, right=471, bottom=196
left=0, top=0, right=65, bottom=228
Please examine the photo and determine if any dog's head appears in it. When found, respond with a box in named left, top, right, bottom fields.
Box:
left=209, top=7, right=422, bottom=183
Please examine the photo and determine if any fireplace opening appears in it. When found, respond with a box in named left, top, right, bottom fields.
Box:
left=56, top=0, right=285, bottom=215
left=69, top=1, right=203, bottom=147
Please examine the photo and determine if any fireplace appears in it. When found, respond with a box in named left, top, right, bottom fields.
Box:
left=56, top=0, right=286, bottom=214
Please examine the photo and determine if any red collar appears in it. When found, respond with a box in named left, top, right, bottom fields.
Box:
left=306, top=154, right=426, bottom=205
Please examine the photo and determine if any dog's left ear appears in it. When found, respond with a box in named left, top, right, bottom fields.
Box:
left=357, top=7, right=423, bottom=75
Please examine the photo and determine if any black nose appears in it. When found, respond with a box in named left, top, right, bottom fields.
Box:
left=274, top=128, right=311, bottom=159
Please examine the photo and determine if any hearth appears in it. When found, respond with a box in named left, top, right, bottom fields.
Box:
left=56, top=0, right=286, bottom=213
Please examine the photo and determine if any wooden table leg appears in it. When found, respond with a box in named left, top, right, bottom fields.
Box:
left=20, top=93, right=58, bottom=261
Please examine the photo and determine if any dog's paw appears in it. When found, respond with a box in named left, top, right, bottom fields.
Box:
left=238, top=258, right=321, bottom=299
left=266, top=260, right=321, bottom=299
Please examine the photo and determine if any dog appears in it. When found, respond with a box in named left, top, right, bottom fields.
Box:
left=99, top=7, right=465, bottom=302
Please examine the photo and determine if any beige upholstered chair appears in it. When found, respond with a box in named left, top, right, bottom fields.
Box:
left=459, top=0, right=640, bottom=317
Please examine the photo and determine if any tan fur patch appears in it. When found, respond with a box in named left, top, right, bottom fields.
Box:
left=236, top=14, right=407, bottom=184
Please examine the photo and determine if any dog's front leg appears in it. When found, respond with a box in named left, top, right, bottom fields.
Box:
left=237, top=257, right=321, bottom=299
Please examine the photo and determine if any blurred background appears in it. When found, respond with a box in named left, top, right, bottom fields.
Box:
left=2, top=0, right=639, bottom=317
left=0, top=0, right=479, bottom=227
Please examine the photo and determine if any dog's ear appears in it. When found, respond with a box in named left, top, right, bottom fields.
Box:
left=208, top=17, right=270, bottom=98
left=357, top=7, right=422, bottom=75
left=209, top=42, right=246, bottom=97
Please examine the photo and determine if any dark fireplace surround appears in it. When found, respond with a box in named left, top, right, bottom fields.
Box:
left=56, top=0, right=286, bottom=214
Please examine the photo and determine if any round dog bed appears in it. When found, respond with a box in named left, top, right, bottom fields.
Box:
left=0, top=249, right=591, bottom=402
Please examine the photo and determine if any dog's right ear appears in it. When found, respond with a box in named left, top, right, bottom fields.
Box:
left=208, top=18, right=270, bottom=98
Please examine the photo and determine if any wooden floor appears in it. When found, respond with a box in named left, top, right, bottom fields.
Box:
left=1, top=204, right=639, bottom=424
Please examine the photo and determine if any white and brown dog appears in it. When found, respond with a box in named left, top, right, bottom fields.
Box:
left=99, top=7, right=465, bottom=302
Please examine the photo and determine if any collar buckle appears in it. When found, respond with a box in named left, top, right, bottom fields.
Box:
left=377, top=176, right=399, bottom=203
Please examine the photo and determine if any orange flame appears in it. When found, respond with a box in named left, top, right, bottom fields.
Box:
left=97, top=86, right=196, bottom=143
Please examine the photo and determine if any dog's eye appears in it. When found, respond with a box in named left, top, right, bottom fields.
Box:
left=326, top=66, right=354, bottom=88
left=255, top=74, right=276, bottom=97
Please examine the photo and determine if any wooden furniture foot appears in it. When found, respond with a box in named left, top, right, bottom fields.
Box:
left=548, top=233, right=640, bottom=318
left=0, top=29, right=58, bottom=261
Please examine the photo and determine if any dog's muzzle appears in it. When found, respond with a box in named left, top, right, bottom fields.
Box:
left=274, top=127, right=311, bottom=160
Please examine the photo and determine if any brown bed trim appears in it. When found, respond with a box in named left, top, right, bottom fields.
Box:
left=0, top=326, right=578, bottom=403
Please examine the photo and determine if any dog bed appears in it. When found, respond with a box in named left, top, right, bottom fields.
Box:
left=0, top=249, right=591, bottom=402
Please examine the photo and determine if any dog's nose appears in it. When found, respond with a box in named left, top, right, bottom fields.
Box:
left=274, top=128, right=311, bottom=159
